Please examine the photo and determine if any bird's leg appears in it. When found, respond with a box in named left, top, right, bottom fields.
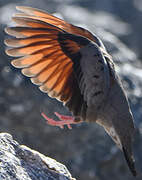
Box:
left=41, top=112, right=82, bottom=129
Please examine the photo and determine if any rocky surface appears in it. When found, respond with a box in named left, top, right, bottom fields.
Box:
left=0, top=133, right=75, bottom=180
left=0, top=1, right=142, bottom=180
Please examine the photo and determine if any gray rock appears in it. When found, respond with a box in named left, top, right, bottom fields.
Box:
left=0, top=133, right=75, bottom=180
left=1, top=1, right=142, bottom=180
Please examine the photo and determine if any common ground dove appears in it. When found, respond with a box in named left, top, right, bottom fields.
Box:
left=4, top=6, right=137, bottom=176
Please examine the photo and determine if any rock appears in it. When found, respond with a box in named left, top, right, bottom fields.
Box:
left=0, top=133, right=75, bottom=180
left=1, top=1, right=142, bottom=180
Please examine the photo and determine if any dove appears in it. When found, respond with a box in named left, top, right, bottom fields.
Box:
left=4, top=6, right=137, bottom=176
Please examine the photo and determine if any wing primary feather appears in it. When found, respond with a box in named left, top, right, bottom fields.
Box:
left=41, top=57, right=67, bottom=82
left=11, top=49, right=62, bottom=68
left=6, top=41, right=60, bottom=57
left=12, top=16, right=52, bottom=28
left=4, top=27, right=60, bottom=38
left=16, top=6, right=107, bottom=51
left=5, top=37, right=58, bottom=47
left=11, top=54, right=43, bottom=68
left=5, top=6, right=95, bottom=120
left=48, top=62, right=71, bottom=93
left=12, top=14, right=67, bottom=33
left=16, top=6, right=66, bottom=23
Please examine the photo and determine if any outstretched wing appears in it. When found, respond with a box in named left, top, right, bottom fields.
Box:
left=13, top=6, right=108, bottom=51
left=4, top=6, right=109, bottom=120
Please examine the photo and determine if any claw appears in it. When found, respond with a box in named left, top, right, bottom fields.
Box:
left=54, top=112, right=74, bottom=120
left=41, top=112, right=64, bottom=128
left=41, top=112, right=76, bottom=129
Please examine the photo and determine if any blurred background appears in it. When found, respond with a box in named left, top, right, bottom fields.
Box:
left=1, top=0, right=142, bottom=179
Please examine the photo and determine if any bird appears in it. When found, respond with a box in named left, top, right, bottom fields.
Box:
left=4, top=6, right=137, bottom=176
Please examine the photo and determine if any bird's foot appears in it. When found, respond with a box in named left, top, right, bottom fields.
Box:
left=41, top=112, right=80, bottom=129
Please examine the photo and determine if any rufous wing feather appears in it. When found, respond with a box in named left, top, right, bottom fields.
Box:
left=4, top=7, right=90, bottom=104
left=15, top=6, right=105, bottom=48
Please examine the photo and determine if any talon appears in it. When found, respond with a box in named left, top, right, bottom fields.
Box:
left=41, top=112, right=82, bottom=129
left=54, top=112, right=74, bottom=120
left=41, top=112, right=64, bottom=128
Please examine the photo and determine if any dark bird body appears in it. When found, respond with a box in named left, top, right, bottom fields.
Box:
left=4, top=6, right=137, bottom=176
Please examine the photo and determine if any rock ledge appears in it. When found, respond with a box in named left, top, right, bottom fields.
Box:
left=0, top=133, right=75, bottom=180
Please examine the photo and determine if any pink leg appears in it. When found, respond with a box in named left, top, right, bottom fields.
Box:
left=41, top=112, right=81, bottom=129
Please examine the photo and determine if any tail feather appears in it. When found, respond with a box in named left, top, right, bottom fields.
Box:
left=122, top=146, right=137, bottom=177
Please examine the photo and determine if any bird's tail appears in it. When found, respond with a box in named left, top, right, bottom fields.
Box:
left=103, top=125, right=137, bottom=176
left=122, top=145, right=137, bottom=177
